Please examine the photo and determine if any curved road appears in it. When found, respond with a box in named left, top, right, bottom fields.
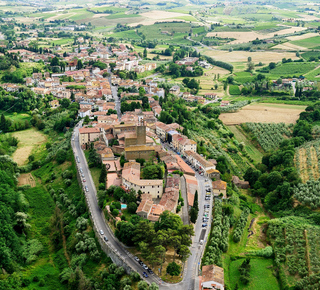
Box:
left=72, top=127, right=214, bottom=290
left=72, top=123, right=161, bottom=286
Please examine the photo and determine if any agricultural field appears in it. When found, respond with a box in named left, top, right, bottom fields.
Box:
left=267, top=217, right=320, bottom=288
left=207, top=26, right=307, bottom=45
left=12, top=128, right=47, bottom=166
left=267, top=62, right=319, bottom=78
left=290, top=36, right=320, bottom=49
left=200, top=49, right=299, bottom=64
left=219, top=103, right=306, bottom=125
left=242, top=122, right=292, bottom=152
left=229, top=85, right=241, bottom=95
left=295, top=139, right=320, bottom=183
left=228, top=125, right=263, bottom=163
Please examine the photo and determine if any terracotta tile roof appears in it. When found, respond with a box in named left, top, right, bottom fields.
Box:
left=79, top=127, right=100, bottom=134
left=201, top=264, right=224, bottom=285
left=212, top=180, right=227, bottom=190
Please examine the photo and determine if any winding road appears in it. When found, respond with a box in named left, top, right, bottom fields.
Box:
left=71, top=124, right=214, bottom=289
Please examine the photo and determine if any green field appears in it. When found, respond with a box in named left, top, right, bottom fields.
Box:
left=0, top=110, right=31, bottom=122
left=233, top=72, right=256, bottom=83
left=228, top=125, right=263, bottom=163
left=267, top=62, right=318, bottom=77
left=291, top=36, right=320, bottom=49
left=229, top=85, right=241, bottom=95
left=229, top=258, right=280, bottom=290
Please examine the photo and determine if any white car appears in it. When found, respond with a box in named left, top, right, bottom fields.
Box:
left=100, top=230, right=104, bottom=235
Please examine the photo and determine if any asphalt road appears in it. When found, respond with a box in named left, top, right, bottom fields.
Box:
left=72, top=122, right=162, bottom=286
left=108, top=76, right=121, bottom=120
left=159, top=141, right=214, bottom=290
left=71, top=128, right=214, bottom=289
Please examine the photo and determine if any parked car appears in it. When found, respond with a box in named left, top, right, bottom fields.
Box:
left=134, top=256, right=140, bottom=262
left=147, top=268, right=154, bottom=274
left=99, top=230, right=104, bottom=235
left=103, top=236, right=108, bottom=242
left=142, top=264, right=148, bottom=270
left=143, top=272, right=148, bottom=278
left=139, top=261, right=144, bottom=266
left=83, top=179, right=86, bottom=182
left=202, top=223, right=208, bottom=227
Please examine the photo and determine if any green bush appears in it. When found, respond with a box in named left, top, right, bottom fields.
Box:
left=166, top=262, right=181, bottom=276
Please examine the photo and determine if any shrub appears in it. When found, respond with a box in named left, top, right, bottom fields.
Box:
left=166, top=262, right=181, bottom=276
left=112, top=209, right=119, bottom=217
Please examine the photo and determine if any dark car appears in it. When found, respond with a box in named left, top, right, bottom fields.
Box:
left=202, top=223, right=208, bottom=227
left=103, top=236, right=108, bottom=242
left=147, top=268, right=154, bottom=274
left=143, top=272, right=148, bottom=278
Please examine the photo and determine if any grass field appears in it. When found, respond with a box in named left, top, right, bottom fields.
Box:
left=228, top=125, right=263, bottom=163
left=268, top=62, right=318, bottom=77
left=12, top=128, right=47, bottom=166
left=291, top=36, right=320, bottom=49
left=0, top=110, right=31, bottom=122
left=229, top=258, right=280, bottom=290
left=229, top=85, right=241, bottom=95
left=219, top=103, right=306, bottom=125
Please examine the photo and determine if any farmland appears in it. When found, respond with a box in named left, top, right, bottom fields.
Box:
left=291, top=36, right=320, bottom=49
left=219, top=103, right=306, bottom=125
left=267, top=217, right=320, bottom=288
left=242, top=122, right=292, bottom=152
left=295, top=139, right=320, bottom=183
left=268, top=62, right=319, bottom=77
left=12, top=128, right=47, bottom=166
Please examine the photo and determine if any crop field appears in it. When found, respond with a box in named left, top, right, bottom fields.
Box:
left=267, top=62, right=318, bottom=77
left=207, top=26, right=307, bottom=44
left=287, top=33, right=320, bottom=41
left=219, top=103, right=306, bottom=125
left=290, top=36, right=320, bottom=49
left=201, top=49, right=299, bottom=64
left=229, top=85, right=241, bottom=95
left=295, top=139, right=320, bottom=183
left=243, top=122, right=291, bottom=152
left=229, top=258, right=280, bottom=290
left=127, top=10, right=195, bottom=26
left=268, top=217, right=320, bottom=288
left=12, top=128, right=47, bottom=166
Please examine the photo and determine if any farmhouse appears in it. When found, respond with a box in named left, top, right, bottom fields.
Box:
left=212, top=180, right=227, bottom=198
